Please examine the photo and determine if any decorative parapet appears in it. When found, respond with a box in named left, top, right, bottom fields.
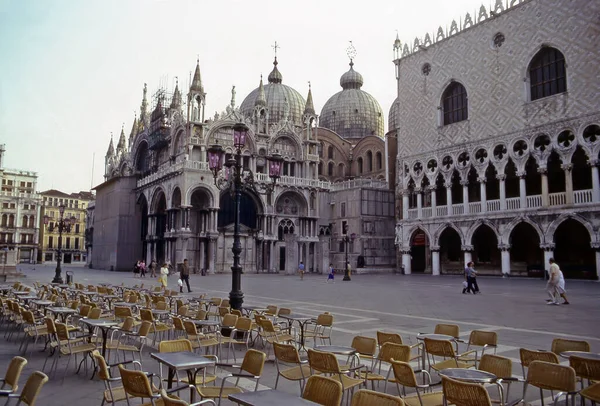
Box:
left=393, top=0, right=528, bottom=61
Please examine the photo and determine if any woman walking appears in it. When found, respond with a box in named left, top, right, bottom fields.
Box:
left=463, top=261, right=480, bottom=294
left=159, top=263, right=169, bottom=291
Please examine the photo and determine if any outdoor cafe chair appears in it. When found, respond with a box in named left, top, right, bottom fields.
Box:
left=518, top=360, right=578, bottom=406
left=159, top=338, right=218, bottom=387
left=304, top=313, right=334, bottom=347
left=479, top=354, right=516, bottom=404
left=423, top=337, right=475, bottom=372
left=273, top=342, right=312, bottom=394
left=220, top=317, right=252, bottom=363
left=442, top=375, right=492, bottom=406
left=459, top=330, right=498, bottom=368
left=302, top=375, right=343, bottom=406
left=0, top=356, right=27, bottom=396
left=0, top=371, right=48, bottom=406
left=351, top=389, right=405, bottom=406
left=387, top=359, right=443, bottom=406
left=159, top=389, right=216, bottom=405
left=519, top=348, right=558, bottom=377
left=580, top=382, right=600, bottom=404
left=362, top=342, right=411, bottom=390
left=183, top=320, right=221, bottom=357
left=376, top=331, right=421, bottom=364
left=551, top=338, right=590, bottom=355
left=91, top=349, right=146, bottom=405
left=118, top=363, right=179, bottom=406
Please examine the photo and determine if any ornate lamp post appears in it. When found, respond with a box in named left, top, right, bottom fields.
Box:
left=44, top=204, right=76, bottom=284
left=342, top=224, right=356, bottom=281
left=207, top=123, right=283, bottom=310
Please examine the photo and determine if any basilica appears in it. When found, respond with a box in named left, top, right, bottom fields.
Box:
left=390, top=0, right=600, bottom=279
left=93, top=54, right=395, bottom=274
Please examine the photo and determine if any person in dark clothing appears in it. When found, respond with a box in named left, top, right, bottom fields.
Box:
left=180, top=258, right=192, bottom=293
left=463, top=261, right=480, bottom=294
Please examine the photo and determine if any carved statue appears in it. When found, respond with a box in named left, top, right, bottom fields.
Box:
left=395, top=224, right=402, bottom=245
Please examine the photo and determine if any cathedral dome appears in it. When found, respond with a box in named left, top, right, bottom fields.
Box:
left=388, top=97, right=400, bottom=132
left=319, top=61, right=384, bottom=140
left=240, top=58, right=306, bottom=127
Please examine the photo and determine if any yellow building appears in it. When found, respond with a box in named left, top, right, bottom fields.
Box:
left=39, top=190, right=94, bottom=265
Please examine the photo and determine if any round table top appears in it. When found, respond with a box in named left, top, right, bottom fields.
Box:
left=417, top=333, right=455, bottom=341
left=151, top=309, right=170, bottom=315
left=315, top=345, right=357, bottom=355
left=192, top=319, right=220, bottom=326
left=440, top=368, right=497, bottom=383
left=561, top=351, right=600, bottom=361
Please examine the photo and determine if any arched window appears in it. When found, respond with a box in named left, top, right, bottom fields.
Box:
left=22, top=215, right=28, bottom=227
left=442, top=82, right=468, bottom=125
left=529, top=47, right=566, bottom=101
left=8, top=214, right=14, bottom=228
left=338, top=163, right=345, bottom=177
left=318, top=161, right=323, bottom=176
left=328, top=162, right=334, bottom=176
left=1, top=214, right=6, bottom=227
left=357, top=157, right=363, bottom=174
left=327, top=146, right=334, bottom=159
left=376, top=152, right=382, bottom=170
left=28, top=216, right=35, bottom=228
left=278, top=219, right=295, bottom=241
left=367, top=151, right=373, bottom=172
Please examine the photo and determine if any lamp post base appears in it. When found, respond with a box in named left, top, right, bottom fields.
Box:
left=52, top=272, right=63, bottom=284
left=343, top=270, right=351, bottom=281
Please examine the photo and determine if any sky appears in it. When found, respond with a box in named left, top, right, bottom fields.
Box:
left=0, top=0, right=487, bottom=193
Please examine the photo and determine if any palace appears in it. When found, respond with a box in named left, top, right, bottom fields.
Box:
left=390, top=0, right=600, bottom=279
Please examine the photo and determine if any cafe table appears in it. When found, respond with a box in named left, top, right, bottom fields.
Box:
left=151, top=351, right=215, bottom=402
left=278, top=314, right=314, bottom=352
left=46, top=306, right=77, bottom=322
left=560, top=351, right=600, bottom=361
left=229, top=389, right=320, bottom=406
left=79, top=318, right=119, bottom=358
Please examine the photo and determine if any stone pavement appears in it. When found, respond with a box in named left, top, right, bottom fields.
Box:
left=2, top=264, right=599, bottom=405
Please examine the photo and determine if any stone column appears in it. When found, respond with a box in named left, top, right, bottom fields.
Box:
left=416, top=188, right=423, bottom=219
left=199, top=240, right=206, bottom=272
left=431, top=246, right=440, bottom=276
left=479, top=177, right=487, bottom=213
left=498, top=244, right=511, bottom=276
left=402, top=191, right=409, bottom=219
left=497, top=174, right=506, bottom=210
left=591, top=242, right=600, bottom=281
left=401, top=248, right=412, bottom=274
left=462, top=245, right=473, bottom=267
left=446, top=182, right=453, bottom=216
left=541, top=243, right=555, bottom=280
left=208, top=237, right=217, bottom=274
left=312, top=242, right=318, bottom=273
left=517, top=171, right=527, bottom=209
left=181, top=237, right=189, bottom=262
left=461, top=180, right=469, bottom=214
left=539, top=167, right=549, bottom=207
left=429, top=186, right=437, bottom=218
left=562, top=164, right=573, bottom=205
left=590, top=160, right=600, bottom=202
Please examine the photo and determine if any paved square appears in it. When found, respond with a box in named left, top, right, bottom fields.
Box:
left=3, top=264, right=599, bottom=405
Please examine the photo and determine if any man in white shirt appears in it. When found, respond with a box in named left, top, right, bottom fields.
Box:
left=546, top=258, right=570, bottom=305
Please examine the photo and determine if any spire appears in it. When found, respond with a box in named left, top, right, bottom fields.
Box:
left=138, top=83, right=148, bottom=132
left=254, top=75, right=267, bottom=108
left=268, top=57, right=283, bottom=84
left=170, top=78, right=182, bottom=109
left=129, top=113, right=137, bottom=145
left=304, top=82, right=315, bottom=115
left=190, top=59, right=203, bottom=92
left=116, top=125, right=126, bottom=152
left=106, top=135, right=115, bottom=157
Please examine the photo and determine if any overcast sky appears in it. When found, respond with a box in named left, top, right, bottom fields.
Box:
left=0, top=0, right=486, bottom=193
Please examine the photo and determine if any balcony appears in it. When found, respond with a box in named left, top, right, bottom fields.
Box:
left=405, top=189, right=595, bottom=220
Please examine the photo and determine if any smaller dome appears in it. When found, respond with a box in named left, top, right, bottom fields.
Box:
left=340, top=61, right=363, bottom=89
left=388, top=97, right=400, bottom=132
left=268, top=58, right=283, bottom=84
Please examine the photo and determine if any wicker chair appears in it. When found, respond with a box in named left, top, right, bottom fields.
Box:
left=307, top=349, right=366, bottom=405
left=459, top=330, right=498, bottom=367
left=0, top=371, right=48, bottom=406
left=220, top=317, right=252, bottom=363
left=52, top=321, right=97, bottom=381
left=159, top=389, right=216, bottom=405
left=351, top=389, right=405, bottom=406
left=551, top=338, right=590, bottom=355
left=91, top=349, right=145, bottom=405
left=519, top=348, right=558, bottom=377
left=195, top=349, right=266, bottom=406
left=478, top=354, right=515, bottom=404
left=361, top=343, right=411, bottom=390
left=302, top=375, right=343, bottom=406
left=304, top=313, right=334, bottom=347
left=387, top=360, right=443, bottom=406
left=118, top=363, right=176, bottom=405
left=520, top=360, right=578, bottom=405
left=183, top=320, right=221, bottom=356
left=0, top=356, right=27, bottom=395
left=423, top=337, right=475, bottom=372
left=140, top=308, right=172, bottom=346
left=258, top=318, right=295, bottom=359
left=580, top=382, right=600, bottom=404
left=569, top=355, right=600, bottom=388
left=434, top=323, right=460, bottom=338
left=159, top=339, right=218, bottom=387
left=345, top=336, right=377, bottom=370
left=273, top=342, right=312, bottom=393
left=442, top=375, right=492, bottom=406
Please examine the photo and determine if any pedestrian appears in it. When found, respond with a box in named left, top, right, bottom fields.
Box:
left=150, top=259, right=157, bottom=278
left=463, top=261, right=480, bottom=294
left=180, top=259, right=192, bottom=293
left=133, top=261, right=140, bottom=277
left=345, top=261, right=352, bottom=281
left=140, top=260, right=146, bottom=278
left=298, top=261, right=305, bottom=280
left=546, top=258, right=570, bottom=305
left=159, top=262, right=169, bottom=291
left=326, top=263, right=335, bottom=283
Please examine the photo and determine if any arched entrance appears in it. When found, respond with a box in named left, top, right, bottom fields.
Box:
left=554, top=219, right=595, bottom=279
left=472, top=225, right=500, bottom=268
left=189, top=188, right=212, bottom=273
left=439, top=227, right=462, bottom=273
left=410, top=229, right=429, bottom=272
left=218, top=192, right=258, bottom=229
left=509, top=222, right=543, bottom=275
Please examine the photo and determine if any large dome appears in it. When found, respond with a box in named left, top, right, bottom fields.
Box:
left=388, top=97, right=400, bottom=132
left=319, top=62, right=384, bottom=140
left=240, top=58, right=306, bottom=127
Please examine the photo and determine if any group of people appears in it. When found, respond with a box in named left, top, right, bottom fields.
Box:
left=133, top=260, right=157, bottom=278
left=297, top=261, right=349, bottom=283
